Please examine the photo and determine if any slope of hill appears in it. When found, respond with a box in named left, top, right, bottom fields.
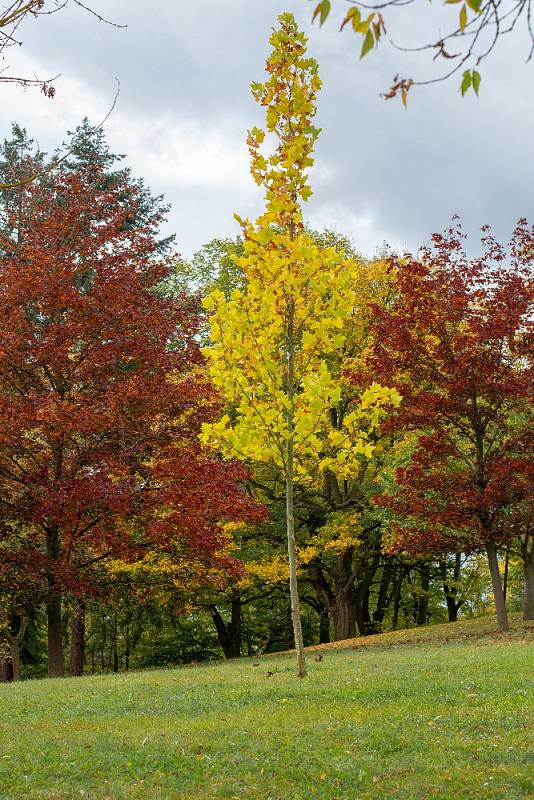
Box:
left=0, top=615, right=532, bottom=800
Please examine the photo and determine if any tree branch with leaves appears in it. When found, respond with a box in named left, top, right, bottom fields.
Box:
left=310, top=0, right=533, bottom=102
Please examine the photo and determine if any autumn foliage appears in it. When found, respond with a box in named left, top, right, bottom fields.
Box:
left=0, top=164, right=261, bottom=675
left=371, top=220, right=534, bottom=630
left=0, top=13, right=533, bottom=683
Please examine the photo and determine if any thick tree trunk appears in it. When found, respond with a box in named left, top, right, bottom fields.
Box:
left=210, top=596, right=242, bottom=659
left=328, top=549, right=358, bottom=641
left=446, top=598, right=458, bottom=623
left=69, top=601, right=85, bottom=677
left=333, top=589, right=358, bottom=640
left=0, top=657, right=13, bottom=683
left=47, top=592, right=64, bottom=677
left=486, top=541, right=509, bottom=632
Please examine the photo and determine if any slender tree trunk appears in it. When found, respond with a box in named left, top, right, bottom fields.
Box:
left=285, top=298, right=306, bottom=677
left=392, top=573, right=403, bottom=631
left=318, top=608, right=330, bottom=644
left=8, top=640, right=22, bottom=681
left=354, top=597, right=370, bottom=637
left=358, top=586, right=373, bottom=636
left=503, top=549, right=509, bottom=602
left=69, top=600, right=85, bottom=677
left=521, top=534, right=534, bottom=621
left=440, top=555, right=462, bottom=622
left=417, top=565, right=430, bottom=626
left=100, top=615, right=106, bottom=672
left=2, top=614, right=28, bottom=682
left=47, top=592, right=64, bottom=677
left=486, top=541, right=509, bottom=632
left=112, top=614, right=119, bottom=673
left=372, top=562, right=394, bottom=632
left=125, top=625, right=130, bottom=670
left=46, top=525, right=64, bottom=678
left=228, top=597, right=242, bottom=658
left=286, top=469, right=306, bottom=676
left=523, top=548, right=534, bottom=621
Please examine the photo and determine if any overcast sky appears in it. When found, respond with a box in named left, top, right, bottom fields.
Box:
left=2, top=0, right=533, bottom=259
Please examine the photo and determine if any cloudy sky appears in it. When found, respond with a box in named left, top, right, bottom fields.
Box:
left=2, top=0, right=533, bottom=259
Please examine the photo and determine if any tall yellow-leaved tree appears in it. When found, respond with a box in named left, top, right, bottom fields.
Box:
left=201, top=13, right=400, bottom=676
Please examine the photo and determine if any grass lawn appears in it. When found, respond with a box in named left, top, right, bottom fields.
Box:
left=0, top=616, right=533, bottom=800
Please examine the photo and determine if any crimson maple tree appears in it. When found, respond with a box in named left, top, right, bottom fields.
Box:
left=0, top=162, right=260, bottom=677
left=371, top=219, right=533, bottom=631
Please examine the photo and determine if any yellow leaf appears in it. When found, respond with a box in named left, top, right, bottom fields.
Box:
left=459, top=4, right=468, bottom=30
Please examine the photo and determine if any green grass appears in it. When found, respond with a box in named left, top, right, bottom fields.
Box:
left=1, top=617, right=533, bottom=800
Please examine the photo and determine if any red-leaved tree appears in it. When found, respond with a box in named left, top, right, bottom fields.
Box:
left=371, top=220, right=533, bottom=632
left=0, top=165, right=261, bottom=677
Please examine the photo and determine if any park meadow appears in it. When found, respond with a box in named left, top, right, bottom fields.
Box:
left=0, top=4, right=533, bottom=800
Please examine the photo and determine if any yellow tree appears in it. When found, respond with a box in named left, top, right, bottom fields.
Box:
left=201, top=13, right=399, bottom=677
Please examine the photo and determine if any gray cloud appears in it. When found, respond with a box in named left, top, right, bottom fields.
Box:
left=2, top=0, right=532, bottom=258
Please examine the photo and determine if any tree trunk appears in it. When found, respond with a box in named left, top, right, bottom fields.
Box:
left=227, top=596, right=242, bottom=658
left=503, top=549, right=509, bottom=602
left=47, top=592, right=64, bottom=677
left=69, top=600, right=85, bottom=677
left=211, top=595, right=242, bottom=659
left=285, top=297, right=306, bottom=678
left=357, top=586, right=373, bottom=636
left=112, top=614, right=119, bottom=673
left=332, top=589, right=358, bottom=640
left=523, top=547, right=534, bottom=621
left=440, top=555, right=463, bottom=622
left=372, top=562, right=394, bottom=632
left=446, top=598, right=458, bottom=623
left=2, top=614, right=28, bottom=683
left=46, top=525, right=64, bottom=678
left=8, top=640, right=22, bottom=681
left=318, top=608, right=330, bottom=644
left=125, top=625, right=130, bottom=670
left=286, top=470, right=306, bottom=676
left=486, top=540, right=509, bottom=632
left=305, top=563, right=334, bottom=644
left=416, top=565, right=430, bottom=626
left=392, top=572, right=403, bottom=631
left=0, top=657, right=13, bottom=683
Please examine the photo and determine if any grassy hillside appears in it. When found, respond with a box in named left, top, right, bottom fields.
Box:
left=0, top=616, right=533, bottom=800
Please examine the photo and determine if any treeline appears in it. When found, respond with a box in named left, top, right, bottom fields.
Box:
left=0, top=111, right=532, bottom=678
